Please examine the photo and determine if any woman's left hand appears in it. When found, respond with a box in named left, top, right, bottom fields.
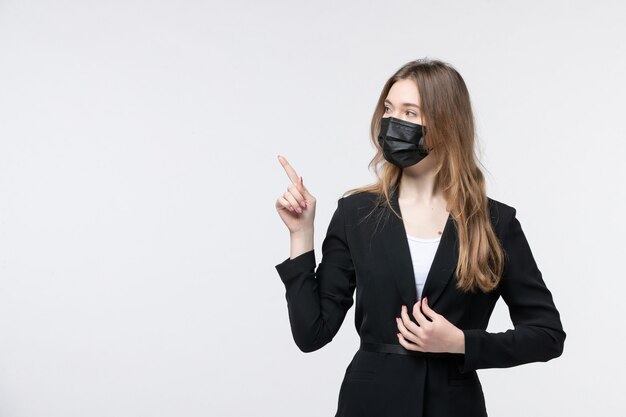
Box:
left=396, top=297, right=465, bottom=354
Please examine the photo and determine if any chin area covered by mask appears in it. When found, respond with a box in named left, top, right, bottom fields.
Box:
left=377, top=116, right=433, bottom=168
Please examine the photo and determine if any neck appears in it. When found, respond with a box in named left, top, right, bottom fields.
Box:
left=397, top=156, right=441, bottom=203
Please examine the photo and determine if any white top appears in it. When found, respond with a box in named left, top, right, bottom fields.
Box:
left=406, top=233, right=441, bottom=301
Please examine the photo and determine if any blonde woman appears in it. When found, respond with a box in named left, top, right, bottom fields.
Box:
left=275, top=58, right=565, bottom=417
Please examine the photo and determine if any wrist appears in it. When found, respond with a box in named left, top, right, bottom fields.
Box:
left=456, top=328, right=466, bottom=354
left=290, top=228, right=314, bottom=238
left=289, top=229, right=314, bottom=259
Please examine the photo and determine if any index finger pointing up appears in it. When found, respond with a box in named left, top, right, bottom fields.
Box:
left=277, top=154, right=302, bottom=188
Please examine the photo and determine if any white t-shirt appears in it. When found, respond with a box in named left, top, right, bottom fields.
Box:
left=406, top=233, right=441, bottom=301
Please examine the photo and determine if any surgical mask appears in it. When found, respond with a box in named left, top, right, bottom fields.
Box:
left=377, top=116, right=432, bottom=168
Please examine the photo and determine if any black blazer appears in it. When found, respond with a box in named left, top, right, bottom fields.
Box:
left=275, top=187, right=566, bottom=417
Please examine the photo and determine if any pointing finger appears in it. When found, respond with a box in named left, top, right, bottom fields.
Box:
left=277, top=155, right=303, bottom=192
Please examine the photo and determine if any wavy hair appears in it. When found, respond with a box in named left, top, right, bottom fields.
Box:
left=345, top=58, right=505, bottom=293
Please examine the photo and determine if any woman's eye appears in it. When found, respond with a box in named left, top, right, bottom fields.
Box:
left=407, top=111, right=417, bottom=117
left=384, top=106, right=390, bottom=112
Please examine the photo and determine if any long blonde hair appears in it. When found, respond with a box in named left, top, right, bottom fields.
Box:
left=345, top=58, right=505, bottom=294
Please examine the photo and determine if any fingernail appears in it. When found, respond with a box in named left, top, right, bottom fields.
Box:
left=296, top=207, right=302, bottom=213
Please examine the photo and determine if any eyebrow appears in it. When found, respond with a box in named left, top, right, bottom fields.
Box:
left=384, top=99, right=420, bottom=109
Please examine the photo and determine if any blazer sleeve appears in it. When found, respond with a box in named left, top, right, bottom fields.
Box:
left=275, top=197, right=357, bottom=353
left=457, top=208, right=566, bottom=373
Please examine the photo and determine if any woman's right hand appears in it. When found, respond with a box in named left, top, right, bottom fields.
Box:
left=275, top=155, right=316, bottom=234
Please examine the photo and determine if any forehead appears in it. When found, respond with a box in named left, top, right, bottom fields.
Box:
left=385, top=79, right=420, bottom=106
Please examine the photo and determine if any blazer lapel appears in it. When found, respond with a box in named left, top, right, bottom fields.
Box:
left=381, top=186, right=459, bottom=310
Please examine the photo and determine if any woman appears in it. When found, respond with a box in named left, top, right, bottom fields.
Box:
left=274, top=58, right=566, bottom=417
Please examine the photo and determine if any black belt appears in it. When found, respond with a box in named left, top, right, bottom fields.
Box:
left=360, top=341, right=463, bottom=360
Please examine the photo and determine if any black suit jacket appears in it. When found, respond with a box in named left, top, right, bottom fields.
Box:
left=275, top=187, right=566, bottom=417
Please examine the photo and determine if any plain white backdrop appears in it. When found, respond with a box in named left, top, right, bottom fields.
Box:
left=0, top=0, right=624, bottom=416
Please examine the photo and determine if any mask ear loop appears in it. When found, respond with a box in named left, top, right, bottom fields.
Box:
left=417, top=112, right=432, bottom=152
left=417, top=134, right=434, bottom=154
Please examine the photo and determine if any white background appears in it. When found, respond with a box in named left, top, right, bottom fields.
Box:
left=1, top=0, right=624, bottom=416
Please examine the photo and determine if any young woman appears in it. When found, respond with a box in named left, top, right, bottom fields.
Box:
left=274, top=58, right=566, bottom=417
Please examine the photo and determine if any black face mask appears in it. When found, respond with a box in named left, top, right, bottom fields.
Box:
left=377, top=116, right=432, bottom=168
